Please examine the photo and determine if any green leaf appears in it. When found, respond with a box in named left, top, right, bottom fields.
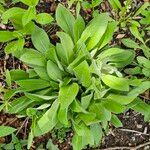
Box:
left=108, top=0, right=122, bottom=11
left=35, top=100, right=59, bottom=136
left=71, top=99, right=87, bottom=113
left=102, top=75, right=129, bottom=91
left=16, top=79, right=50, bottom=91
left=90, top=123, right=102, bottom=147
left=73, top=60, right=91, bottom=87
left=98, top=48, right=124, bottom=60
left=58, top=83, right=79, bottom=125
left=22, top=7, right=36, bottom=26
left=20, top=49, right=46, bottom=67
left=81, top=93, right=93, bottom=109
left=56, top=4, right=75, bottom=38
left=129, top=26, right=144, bottom=44
left=124, top=67, right=142, bottom=75
left=20, top=0, right=39, bottom=6
left=47, top=60, right=63, bottom=81
left=5, top=38, right=25, bottom=58
left=0, top=31, right=16, bottom=42
left=107, top=94, right=136, bottom=105
left=121, top=38, right=141, bottom=49
left=102, top=99, right=126, bottom=114
left=57, top=32, right=74, bottom=64
left=72, top=134, right=83, bottom=150
left=137, top=56, right=150, bottom=69
left=2, top=7, right=25, bottom=24
left=73, top=15, right=85, bottom=42
left=5, top=69, right=11, bottom=87
left=8, top=96, right=33, bottom=114
left=36, top=13, right=53, bottom=25
left=134, top=2, right=149, bottom=16
left=59, top=83, right=79, bottom=109
left=31, top=25, right=52, bottom=53
left=109, top=50, right=135, bottom=68
left=34, top=67, right=49, bottom=80
left=111, top=114, right=123, bottom=128
left=10, top=69, right=29, bottom=81
left=99, top=21, right=117, bottom=49
left=81, top=13, right=109, bottom=51
left=0, top=126, right=16, bottom=137
left=27, top=130, right=34, bottom=149
left=129, top=81, right=150, bottom=96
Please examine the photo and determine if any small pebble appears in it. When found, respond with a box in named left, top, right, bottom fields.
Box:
left=137, top=124, right=142, bottom=129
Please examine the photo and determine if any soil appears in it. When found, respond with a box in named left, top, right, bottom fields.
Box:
left=0, top=0, right=150, bottom=150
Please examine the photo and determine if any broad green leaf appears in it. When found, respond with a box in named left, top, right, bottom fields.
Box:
left=73, top=60, right=91, bottom=87
left=81, top=93, right=93, bottom=109
left=107, top=94, right=136, bottom=105
left=99, top=21, right=117, bottom=49
left=9, top=69, right=29, bottom=81
left=128, top=81, right=150, bottom=96
left=137, top=56, right=150, bottom=69
left=124, top=67, right=142, bottom=75
left=57, top=107, right=68, bottom=126
left=59, top=83, right=79, bottom=109
left=22, top=7, right=36, bottom=26
left=129, top=26, right=144, bottom=44
left=79, top=112, right=98, bottom=125
left=81, top=13, right=109, bottom=51
left=31, top=25, right=52, bottom=53
left=73, top=123, right=94, bottom=145
left=58, top=83, right=79, bottom=125
left=72, top=134, right=83, bottom=150
left=109, top=50, right=135, bottom=68
left=102, top=75, right=129, bottom=91
left=71, top=99, right=87, bottom=113
left=36, top=13, right=53, bottom=25
left=89, top=103, right=111, bottom=122
left=57, top=32, right=74, bottom=64
left=2, top=7, right=25, bottom=24
left=128, top=98, right=150, bottom=121
left=0, top=126, right=16, bottom=137
left=56, top=4, right=75, bottom=38
left=20, top=0, right=39, bottom=6
left=98, top=48, right=124, bottom=60
left=16, top=79, right=50, bottom=91
left=47, top=60, right=63, bottom=81
left=73, top=15, right=85, bottom=42
left=0, top=31, right=16, bottom=42
left=102, top=99, right=126, bottom=114
left=20, top=49, right=46, bottom=66
left=36, top=100, right=59, bottom=136
left=90, top=123, right=102, bottom=146
left=111, top=114, right=123, bottom=128
left=121, top=38, right=141, bottom=49
left=34, top=67, right=49, bottom=80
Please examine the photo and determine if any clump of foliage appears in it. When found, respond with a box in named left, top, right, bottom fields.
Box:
left=0, top=1, right=150, bottom=150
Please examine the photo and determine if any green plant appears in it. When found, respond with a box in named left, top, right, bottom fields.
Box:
left=1, top=3, right=150, bottom=150
left=108, top=0, right=150, bottom=29
left=0, top=0, right=53, bottom=58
